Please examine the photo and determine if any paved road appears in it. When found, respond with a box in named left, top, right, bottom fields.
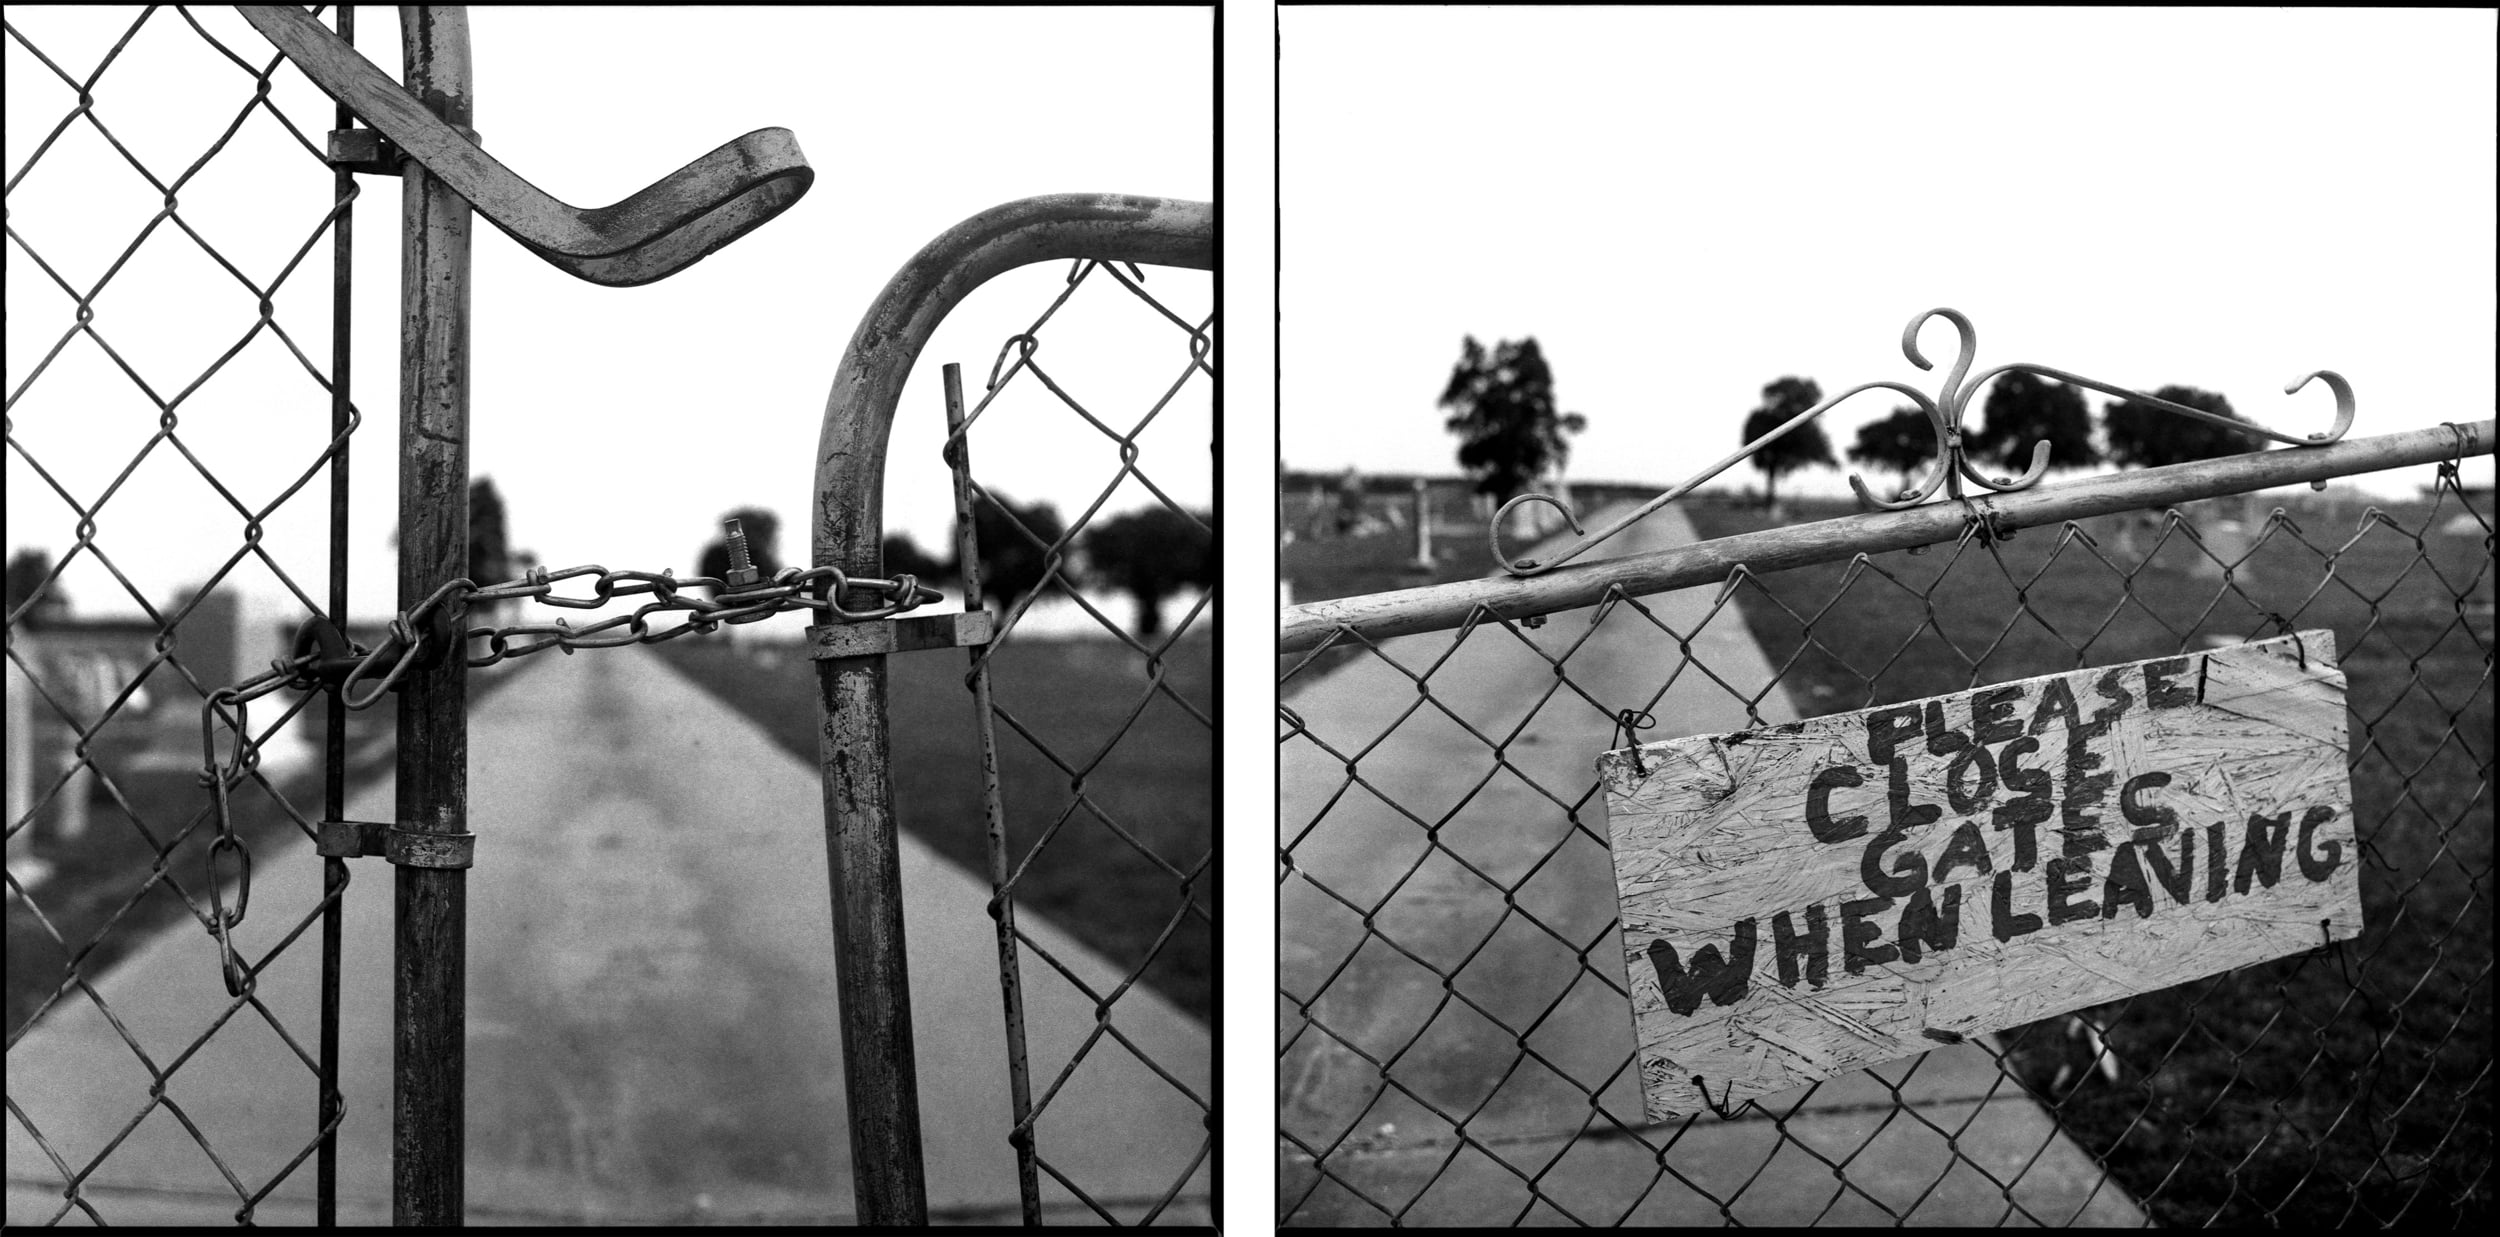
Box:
left=8, top=649, right=1207, bottom=1224
left=1279, top=503, right=2143, bottom=1225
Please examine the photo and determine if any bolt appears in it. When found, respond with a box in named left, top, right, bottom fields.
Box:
left=723, top=518, right=762, bottom=589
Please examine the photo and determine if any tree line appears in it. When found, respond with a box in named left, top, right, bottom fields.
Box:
left=1438, top=336, right=2270, bottom=511
left=698, top=498, right=1215, bottom=638
left=8, top=478, right=1214, bottom=640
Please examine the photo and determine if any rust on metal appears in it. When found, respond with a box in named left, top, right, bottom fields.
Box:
left=805, top=611, right=992, bottom=658
left=316, top=820, right=389, bottom=860
left=386, top=826, right=478, bottom=870
left=392, top=6, right=473, bottom=1224
left=813, top=649, right=927, bottom=1225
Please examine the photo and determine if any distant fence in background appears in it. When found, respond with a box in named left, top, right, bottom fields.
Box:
left=1279, top=421, right=2492, bottom=1226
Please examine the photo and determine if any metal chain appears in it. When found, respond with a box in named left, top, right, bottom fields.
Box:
left=195, top=560, right=939, bottom=993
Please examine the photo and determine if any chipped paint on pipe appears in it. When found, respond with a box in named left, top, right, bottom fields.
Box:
left=394, top=4, right=473, bottom=1226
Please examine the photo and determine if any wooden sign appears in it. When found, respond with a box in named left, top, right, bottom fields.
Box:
left=1596, top=632, right=2359, bottom=1121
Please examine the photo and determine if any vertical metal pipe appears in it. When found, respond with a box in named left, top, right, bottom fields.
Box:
left=317, top=6, right=356, bottom=1225
left=814, top=656, right=928, bottom=1223
left=393, top=6, right=471, bottom=1226
left=944, top=364, right=1041, bottom=1224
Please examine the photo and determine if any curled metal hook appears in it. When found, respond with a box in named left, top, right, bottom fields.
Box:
left=1489, top=307, right=2356, bottom=573
left=1487, top=492, right=1585, bottom=572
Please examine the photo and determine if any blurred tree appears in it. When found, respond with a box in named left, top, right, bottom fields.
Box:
left=1846, top=406, right=1939, bottom=498
left=5, top=548, right=70, bottom=629
left=1966, top=372, right=2099, bottom=477
left=467, top=478, right=512, bottom=586
left=880, top=532, right=950, bottom=583
left=385, top=478, right=529, bottom=622
left=1440, top=336, right=1587, bottom=505
left=1742, top=376, right=1836, bottom=511
left=2103, top=386, right=2257, bottom=468
left=962, top=494, right=1070, bottom=612
left=1081, top=506, right=1215, bottom=637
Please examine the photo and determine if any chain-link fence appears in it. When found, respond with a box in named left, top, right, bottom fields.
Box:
left=940, top=254, right=1216, bottom=1223
left=1279, top=426, right=2492, bottom=1226
left=7, top=5, right=367, bottom=1223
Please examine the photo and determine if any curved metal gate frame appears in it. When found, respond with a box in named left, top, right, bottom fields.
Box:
left=808, top=193, right=1215, bottom=1225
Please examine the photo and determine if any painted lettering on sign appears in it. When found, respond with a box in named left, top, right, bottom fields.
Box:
left=1597, top=632, right=2359, bottom=1121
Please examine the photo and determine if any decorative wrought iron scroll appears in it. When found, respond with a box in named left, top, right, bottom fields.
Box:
left=1490, top=306, right=2356, bottom=576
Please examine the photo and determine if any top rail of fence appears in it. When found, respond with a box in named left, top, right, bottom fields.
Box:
left=1280, top=418, right=2492, bottom=653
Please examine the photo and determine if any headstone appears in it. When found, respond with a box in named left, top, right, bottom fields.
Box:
left=1410, top=478, right=1434, bottom=570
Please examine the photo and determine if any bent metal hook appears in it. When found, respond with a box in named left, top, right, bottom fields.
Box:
left=1489, top=307, right=2355, bottom=577
left=238, top=5, right=813, bottom=287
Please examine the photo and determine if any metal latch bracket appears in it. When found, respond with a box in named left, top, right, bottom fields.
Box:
left=807, top=611, right=993, bottom=659
left=317, top=820, right=476, bottom=869
left=326, top=127, right=402, bottom=176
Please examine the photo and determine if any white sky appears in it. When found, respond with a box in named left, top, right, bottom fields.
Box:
left=1281, top=7, right=2497, bottom=501
left=6, top=6, right=1212, bottom=628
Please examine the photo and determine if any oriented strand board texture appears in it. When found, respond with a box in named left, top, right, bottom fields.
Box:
left=1597, top=631, right=2359, bottom=1120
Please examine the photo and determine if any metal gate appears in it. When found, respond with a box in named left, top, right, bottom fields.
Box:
left=1278, top=313, right=2492, bottom=1226
left=8, top=6, right=385, bottom=1223
left=9, top=6, right=1211, bottom=1226
left=814, top=195, right=1216, bottom=1224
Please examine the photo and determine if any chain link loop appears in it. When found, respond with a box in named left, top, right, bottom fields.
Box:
left=196, top=689, right=257, bottom=996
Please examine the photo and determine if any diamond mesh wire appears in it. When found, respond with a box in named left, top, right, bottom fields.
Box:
left=1279, top=458, right=2491, bottom=1226
left=947, top=257, right=1215, bottom=1223
left=6, top=6, right=362, bottom=1224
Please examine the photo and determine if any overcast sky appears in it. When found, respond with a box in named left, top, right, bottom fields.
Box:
left=1280, top=7, right=2497, bottom=502
left=6, top=6, right=1212, bottom=629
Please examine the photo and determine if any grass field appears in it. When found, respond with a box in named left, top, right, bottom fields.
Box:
left=653, top=625, right=1215, bottom=1026
left=1284, top=480, right=2492, bottom=1227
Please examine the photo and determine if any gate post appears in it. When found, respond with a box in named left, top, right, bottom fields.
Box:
left=811, top=195, right=1211, bottom=1225
left=393, top=6, right=473, bottom=1224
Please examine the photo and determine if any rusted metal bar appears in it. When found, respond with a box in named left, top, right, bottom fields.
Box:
left=392, top=6, right=472, bottom=1225
left=318, top=6, right=356, bottom=1225
left=811, top=194, right=1211, bottom=1226
left=1282, top=419, right=2495, bottom=653
left=944, top=363, right=1042, bottom=1224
